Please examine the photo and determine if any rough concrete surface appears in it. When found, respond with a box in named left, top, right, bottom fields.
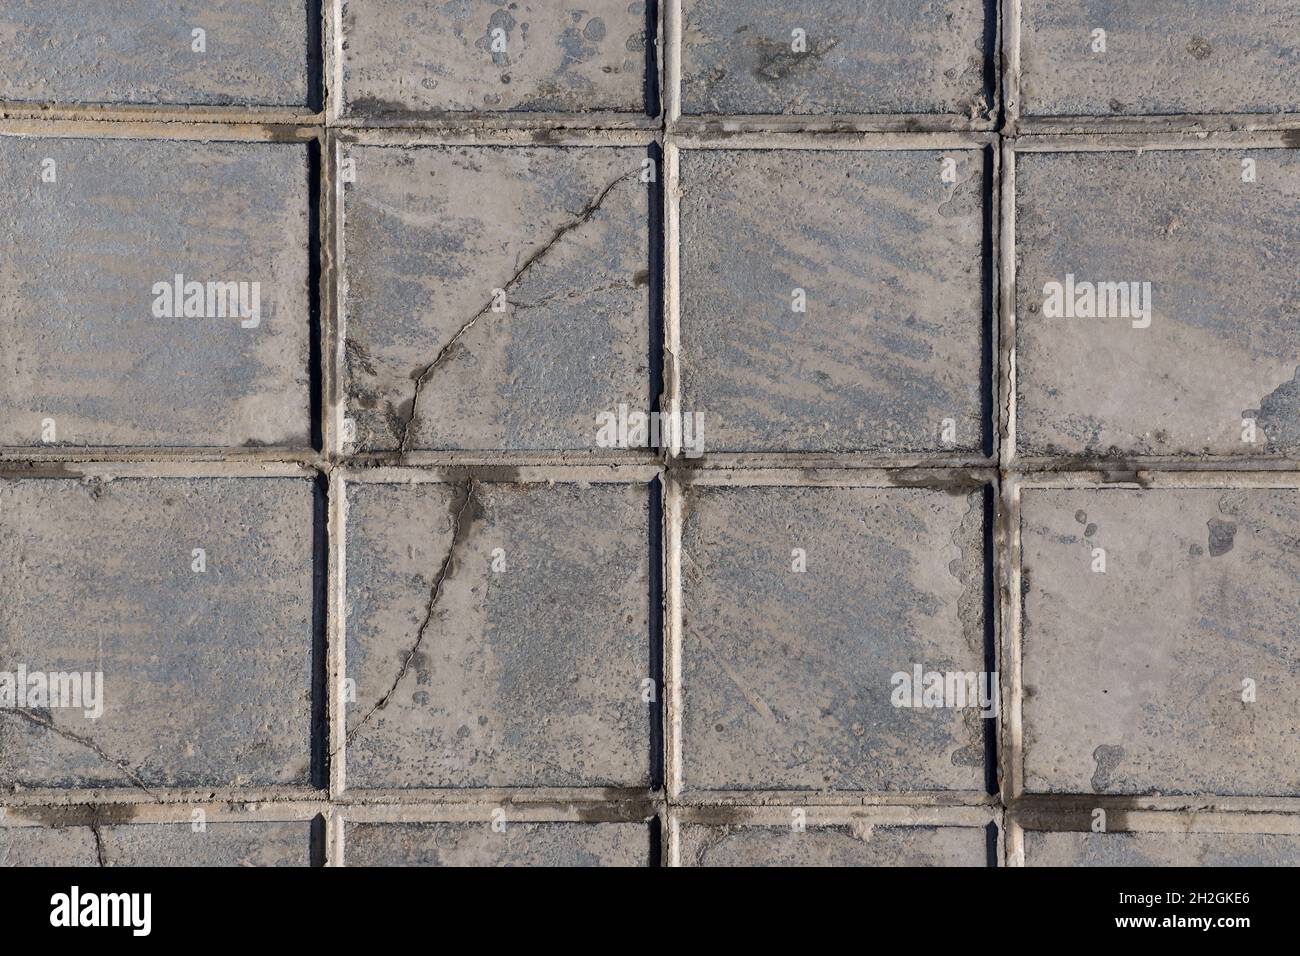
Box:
left=681, top=0, right=993, bottom=117
left=338, top=0, right=650, bottom=117
left=679, top=148, right=988, bottom=453
left=344, top=480, right=652, bottom=789
left=0, top=1, right=313, bottom=108
left=0, top=821, right=313, bottom=867
left=1015, top=147, right=1300, bottom=458
left=341, top=145, right=652, bottom=452
left=0, top=478, right=317, bottom=790
left=0, top=137, right=312, bottom=449
left=677, top=823, right=991, bottom=866
left=1024, top=830, right=1300, bottom=867
left=1020, top=488, right=1300, bottom=797
left=1019, top=0, right=1300, bottom=118
left=343, top=821, right=650, bottom=866
left=679, top=485, right=990, bottom=792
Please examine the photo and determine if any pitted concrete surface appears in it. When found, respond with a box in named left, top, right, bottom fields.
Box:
left=0, top=478, right=316, bottom=790
left=679, top=485, right=990, bottom=792
left=344, top=480, right=652, bottom=789
left=1024, top=830, right=1300, bottom=867
left=0, top=137, right=312, bottom=448
left=0, top=0, right=312, bottom=108
left=0, top=821, right=312, bottom=867
left=343, top=821, right=651, bottom=866
left=677, top=823, right=990, bottom=866
left=679, top=148, right=988, bottom=454
left=1019, top=0, right=1300, bottom=118
left=1015, top=148, right=1300, bottom=459
left=341, top=145, right=651, bottom=453
left=681, top=0, right=992, bottom=118
left=1020, top=488, right=1300, bottom=797
left=339, top=0, right=650, bottom=116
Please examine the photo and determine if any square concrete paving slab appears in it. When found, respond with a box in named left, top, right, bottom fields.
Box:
left=678, top=484, right=992, bottom=793
left=0, top=477, right=319, bottom=790
left=0, top=136, right=312, bottom=449
left=1014, top=147, right=1300, bottom=459
left=1017, top=1, right=1300, bottom=120
left=340, top=144, right=653, bottom=453
left=343, top=480, right=653, bottom=789
left=680, top=0, right=994, bottom=120
left=1023, top=829, right=1300, bottom=867
left=0, top=820, right=313, bottom=867
left=337, top=0, right=651, bottom=118
left=343, top=821, right=650, bottom=866
left=0, top=0, right=314, bottom=108
left=678, top=148, right=990, bottom=454
left=676, top=822, right=992, bottom=866
left=1020, top=487, right=1300, bottom=797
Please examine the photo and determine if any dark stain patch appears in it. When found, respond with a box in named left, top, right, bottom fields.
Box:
left=885, top=468, right=988, bottom=495
left=9, top=803, right=142, bottom=828
left=1252, top=368, right=1300, bottom=453
left=1084, top=523, right=1098, bottom=537
left=1187, top=36, right=1213, bottom=60
left=435, top=465, right=523, bottom=485
left=1207, top=518, right=1237, bottom=557
left=344, top=337, right=377, bottom=378
left=1074, top=510, right=1087, bottom=524
left=1090, top=743, right=1125, bottom=792
left=1283, top=129, right=1300, bottom=149
left=0, top=462, right=86, bottom=480
left=752, top=36, right=840, bottom=83
left=1189, top=543, right=1204, bottom=557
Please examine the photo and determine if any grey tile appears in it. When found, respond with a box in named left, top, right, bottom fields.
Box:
left=677, top=822, right=991, bottom=866
left=343, top=480, right=653, bottom=789
left=344, top=821, right=650, bottom=866
left=0, top=821, right=312, bottom=867
left=1024, top=829, right=1300, bottom=867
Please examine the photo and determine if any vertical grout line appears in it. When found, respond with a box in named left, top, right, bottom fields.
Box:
left=663, top=474, right=685, bottom=803
left=1002, top=0, right=1021, bottom=131
left=328, top=472, right=348, bottom=799
left=328, top=0, right=346, bottom=125
left=663, top=142, right=682, bottom=460
left=664, top=0, right=683, bottom=127
left=999, top=143, right=1016, bottom=470
left=665, top=810, right=681, bottom=867
left=648, top=476, right=665, bottom=792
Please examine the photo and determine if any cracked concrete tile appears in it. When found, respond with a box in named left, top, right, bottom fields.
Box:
left=1020, top=487, right=1300, bottom=797
left=343, top=480, right=652, bottom=789
left=679, top=485, right=991, bottom=792
left=338, top=0, right=650, bottom=117
left=341, top=145, right=652, bottom=453
left=677, top=822, right=991, bottom=866
left=1024, top=830, right=1300, bottom=867
left=0, top=137, right=312, bottom=449
left=344, top=821, right=650, bottom=866
left=681, top=0, right=993, bottom=118
left=0, top=478, right=318, bottom=790
left=1019, top=0, right=1300, bottom=118
left=0, top=0, right=313, bottom=108
left=1015, top=148, right=1300, bottom=458
left=679, top=148, right=989, bottom=454
left=0, top=821, right=312, bottom=867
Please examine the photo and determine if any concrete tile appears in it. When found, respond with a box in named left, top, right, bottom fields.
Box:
left=1024, top=830, right=1300, bottom=867
left=0, top=821, right=312, bottom=867
left=679, top=485, right=992, bottom=792
left=0, top=477, right=318, bottom=790
left=344, top=821, right=650, bottom=866
left=678, top=148, right=989, bottom=454
left=0, top=137, right=312, bottom=449
left=338, top=0, right=650, bottom=117
left=1019, top=1, right=1300, bottom=118
left=1020, top=487, right=1300, bottom=797
left=1015, top=148, right=1300, bottom=458
left=0, top=1, right=313, bottom=108
left=681, top=0, right=993, bottom=118
left=344, top=480, right=653, bottom=789
left=340, top=145, right=652, bottom=453
left=677, top=822, right=991, bottom=866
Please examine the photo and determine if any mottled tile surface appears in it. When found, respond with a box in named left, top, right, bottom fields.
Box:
left=1020, top=488, right=1300, bottom=797
left=0, top=478, right=317, bottom=790
left=679, top=485, right=991, bottom=792
left=339, top=0, right=650, bottom=117
left=1024, top=830, right=1300, bottom=867
left=0, top=821, right=313, bottom=867
left=341, top=145, right=652, bottom=452
left=0, top=0, right=312, bottom=107
left=1019, top=1, right=1300, bottom=118
left=1015, top=148, right=1300, bottom=458
left=344, top=481, right=652, bottom=789
left=677, top=822, right=991, bottom=866
left=679, top=149, right=989, bottom=454
left=681, top=0, right=993, bottom=117
left=344, top=821, right=650, bottom=866
left=0, top=137, right=312, bottom=448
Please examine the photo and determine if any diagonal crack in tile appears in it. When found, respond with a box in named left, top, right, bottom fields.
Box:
left=1, top=708, right=159, bottom=799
